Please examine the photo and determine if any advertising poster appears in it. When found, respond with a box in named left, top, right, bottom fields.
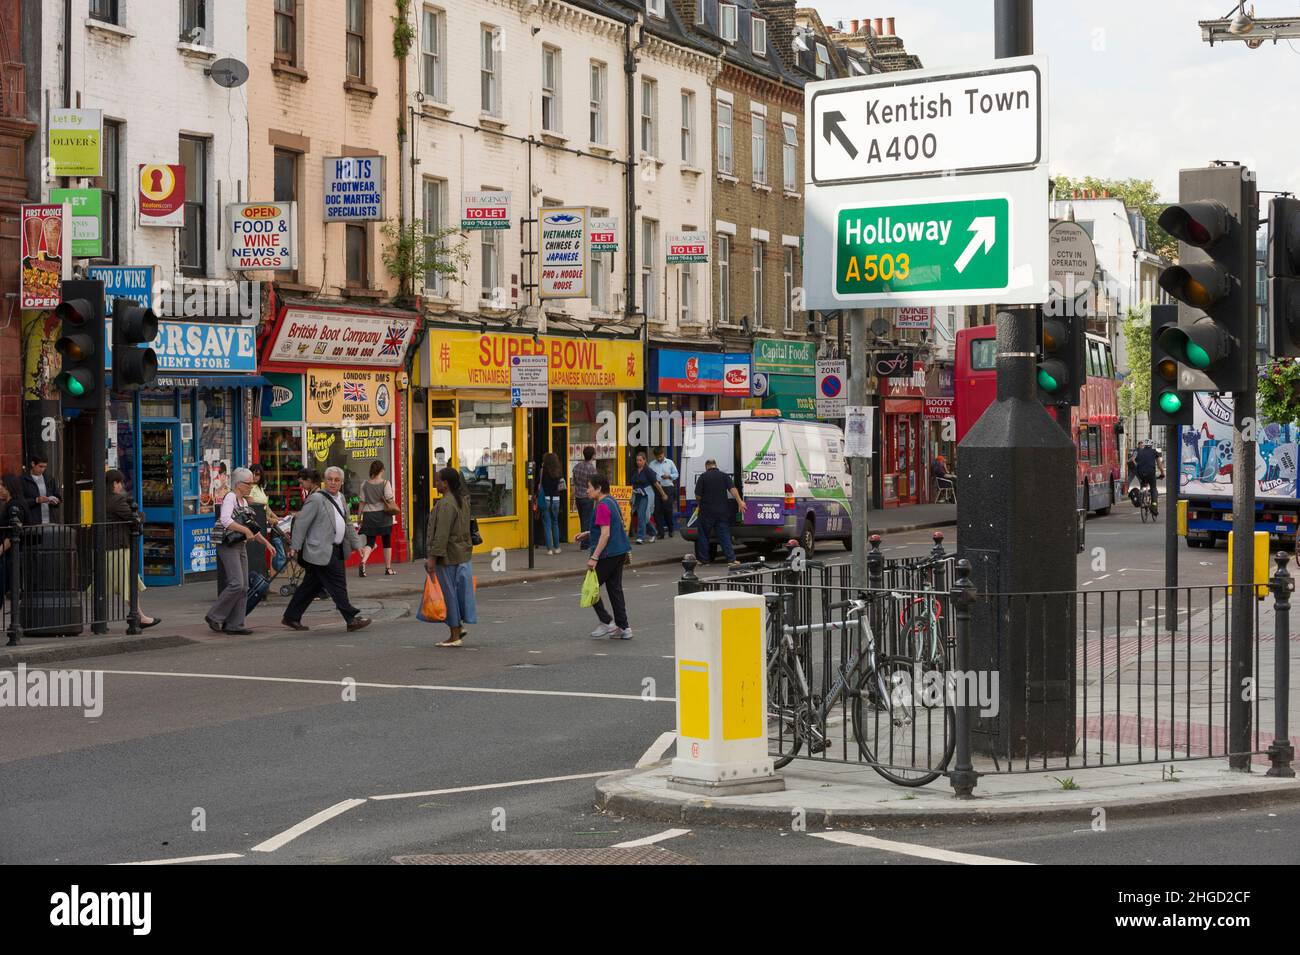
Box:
left=304, top=369, right=395, bottom=426
left=538, top=207, right=589, bottom=300
left=1183, top=395, right=1298, bottom=502
left=461, top=190, right=511, bottom=230
left=50, top=188, right=102, bottom=258
left=20, top=204, right=70, bottom=309
left=609, top=485, right=633, bottom=529
left=139, top=164, right=185, bottom=227
left=228, top=201, right=297, bottom=270
left=48, top=108, right=102, bottom=177
left=323, top=156, right=385, bottom=221
left=655, top=350, right=751, bottom=395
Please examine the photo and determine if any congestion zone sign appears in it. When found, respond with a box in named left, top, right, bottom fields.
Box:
left=835, top=196, right=1009, bottom=297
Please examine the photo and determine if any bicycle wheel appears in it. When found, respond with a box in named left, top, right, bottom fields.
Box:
left=767, top=655, right=804, bottom=769
left=1140, top=501, right=1150, bottom=523
left=852, top=654, right=955, bottom=787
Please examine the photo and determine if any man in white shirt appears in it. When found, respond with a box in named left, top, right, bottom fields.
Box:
left=22, top=455, right=61, bottom=525
left=649, top=447, right=679, bottom=538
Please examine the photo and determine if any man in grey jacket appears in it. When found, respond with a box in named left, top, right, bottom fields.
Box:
left=281, top=466, right=371, bottom=632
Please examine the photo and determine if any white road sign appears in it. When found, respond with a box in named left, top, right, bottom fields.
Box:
left=816, top=359, right=847, bottom=419
left=810, top=60, right=1042, bottom=185
left=803, top=55, right=1049, bottom=309
left=510, top=354, right=549, bottom=408
left=1048, top=220, right=1097, bottom=293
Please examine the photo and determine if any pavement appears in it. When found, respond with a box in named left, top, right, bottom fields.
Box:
left=0, top=501, right=956, bottom=667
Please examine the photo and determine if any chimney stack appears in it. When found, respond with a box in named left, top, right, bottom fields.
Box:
left=850, top=19, right=860, bottom=34
left=873, top=17, right=884, bottom=36
left=886, top=16, right=895, bottom=36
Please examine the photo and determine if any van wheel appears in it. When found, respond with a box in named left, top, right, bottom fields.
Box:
left=801, top=519, right=816, bottom=556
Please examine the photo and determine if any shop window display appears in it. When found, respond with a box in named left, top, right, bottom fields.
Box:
left=305, top=425, right=394, bottom=517
left=258, top=427, right=307, bottom=515
left=458, top=401, right=515, bottom=518
left=568, top=394, right=616, bottom=479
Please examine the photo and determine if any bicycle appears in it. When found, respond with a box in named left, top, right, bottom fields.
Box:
left=1137, top=485, right=1158, bottom=523
left=766, top=595, right=956, bottom=786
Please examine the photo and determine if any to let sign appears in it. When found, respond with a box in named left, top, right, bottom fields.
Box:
left=462, top=191, right=511, bottom=230
left=666, top=231, right=708, bottom=264
left=590, top=217, right=618, bottom=253
left=538, top=207, right=589, bottom=300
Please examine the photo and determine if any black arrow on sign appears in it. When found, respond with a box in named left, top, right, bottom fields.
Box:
left=822, top=110, right=857, bottom=160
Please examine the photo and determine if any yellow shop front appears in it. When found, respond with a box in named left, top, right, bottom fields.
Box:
left=411, top=327, right=645, bottom=554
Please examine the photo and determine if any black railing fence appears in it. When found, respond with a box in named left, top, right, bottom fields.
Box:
left=4, top=517, right=144, bottom=645
left=680, top=535, right=1296, bottom=794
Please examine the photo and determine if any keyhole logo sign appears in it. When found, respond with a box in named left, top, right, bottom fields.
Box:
left=138, top=164, right=185, bottom=226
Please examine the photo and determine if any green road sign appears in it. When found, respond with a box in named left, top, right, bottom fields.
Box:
left=835, top=197, right=1009, bottom=298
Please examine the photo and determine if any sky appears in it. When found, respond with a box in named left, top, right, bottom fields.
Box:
left=812, top=0, right=1300, bottom=201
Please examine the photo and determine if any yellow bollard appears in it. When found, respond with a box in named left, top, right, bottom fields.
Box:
left=80, top=489, right=94, bottom=527
left=1176, top=499, right=1188, bottom=537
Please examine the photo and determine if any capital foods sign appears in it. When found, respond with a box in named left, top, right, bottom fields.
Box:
left=268, top=308, right=416, bottom=368
left=426, top=329, right=642, bottom=390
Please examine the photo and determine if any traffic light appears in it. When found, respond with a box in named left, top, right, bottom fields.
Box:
left=1156, top=165, right=1257, bottom=392
left=1267, top=196, right=1300, bottom=357
left=1036, top=312, right=1085, bottom=406
left=54, top=279, right=106, bottom=411
left=1149, top=303, right=1192, bottom=426
left=111, top=297, right=159, bottom=390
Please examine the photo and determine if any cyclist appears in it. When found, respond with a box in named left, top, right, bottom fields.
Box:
left=1131, top=439, right=1165, bottom=511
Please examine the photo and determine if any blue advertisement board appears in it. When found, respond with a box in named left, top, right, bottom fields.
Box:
left=653, top=349, right=752, bottom=396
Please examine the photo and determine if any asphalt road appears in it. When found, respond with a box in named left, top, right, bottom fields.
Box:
left=0, top=507, right=1277, bottom=866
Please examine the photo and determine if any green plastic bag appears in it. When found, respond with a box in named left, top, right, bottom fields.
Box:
left=580, top=569, right=601, bottom=608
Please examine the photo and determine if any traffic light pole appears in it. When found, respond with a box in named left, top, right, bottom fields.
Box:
left=1165, top=426, right=1179, bottom=633
left=91, top=407, right=107, bottom=634
left=1229, top=388, right=1256, bottom=770
left=849, top=308, right=868, bottom=590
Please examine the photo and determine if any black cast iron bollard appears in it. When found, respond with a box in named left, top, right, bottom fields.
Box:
left=949, top=558, right=979, bottom=797
left=867, top=533, right=885, bottom=651
left=1267, top=551, right=1295, bottom=778
left=6, top=511, right=22, bottom=646
left=126, top=512, right=143, bottom=636
left=929, top=530, right=946, bottom=590
left=678, top=554, right=702, bottom=595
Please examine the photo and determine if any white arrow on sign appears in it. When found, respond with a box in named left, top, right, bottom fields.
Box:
left=953, top=216, right=997, bottom=274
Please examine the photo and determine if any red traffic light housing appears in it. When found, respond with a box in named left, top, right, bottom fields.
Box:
left=53, top=281, right=106, bottom=410
left=111, top=298, right=159, bottom=390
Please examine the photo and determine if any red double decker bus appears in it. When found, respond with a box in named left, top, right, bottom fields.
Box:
left=954, top=325, right=1123, bottom=515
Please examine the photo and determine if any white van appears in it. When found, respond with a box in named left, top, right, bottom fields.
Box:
left=679, top=411, right=854, bottom=555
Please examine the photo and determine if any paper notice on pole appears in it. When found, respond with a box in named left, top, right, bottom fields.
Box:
left=510, top=354, right=549, bottom=408
left=844, top=405, right=872, bottom=458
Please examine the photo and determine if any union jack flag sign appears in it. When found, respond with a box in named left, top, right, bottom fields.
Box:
left=343, top=382, right=368, bottom=403
left=379, top=324, right=407, bottom=357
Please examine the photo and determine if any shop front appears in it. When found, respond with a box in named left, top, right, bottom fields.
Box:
left=924, top=362, right=956, bottom=496
left=257, top=302, right=419, bottom=564
left=415, top=327, right=644, bottom=552
left=106, top=319, right=264, bottom=587
left=752, top=338, right=817, bottom=420
left=876, top=354, right=927, bottom=508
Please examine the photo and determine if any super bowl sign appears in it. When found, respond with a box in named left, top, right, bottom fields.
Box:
left=654, top=349, right=751, bottom=395
left=538, top=207, right=589, bottom=300
left=227, top=202, right=298, bottom=271
left=666, top=230, right=708, bottom=264
left=462, top=190, right=511, bottom=230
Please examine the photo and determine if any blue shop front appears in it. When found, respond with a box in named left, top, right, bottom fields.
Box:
left=100, top=270, right=265, bottom=586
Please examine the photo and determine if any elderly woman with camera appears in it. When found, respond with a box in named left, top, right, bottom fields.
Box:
left=205, top=466, right=271, bottom=635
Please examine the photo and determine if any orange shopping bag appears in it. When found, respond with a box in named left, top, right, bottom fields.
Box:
left=418, top=571, right=447, bottom=622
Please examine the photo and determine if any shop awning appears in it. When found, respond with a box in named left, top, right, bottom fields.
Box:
left=109, top=373, right=270, bottom=390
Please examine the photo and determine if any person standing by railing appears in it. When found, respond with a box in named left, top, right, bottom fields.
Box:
left=105, top=469, right=160, bottom=630
left=21, top=454, right=60, bottom=525
left=0, top=474, right=27, bottom=616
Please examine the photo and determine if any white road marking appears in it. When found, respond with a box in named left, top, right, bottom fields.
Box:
left=533, top=596, right=558, bottom=601
left=251, top=798, right=367, bottom=853
left=611, top=828, right=690, bottom=849
left=636, top=731, right=677, bottom=768
left=370, top=769, right=621, bottom=802
left=809, top=831, right=1032, bottom=865
left=641, top=583, right=659, bottom=588
left=88, top=668, right=675, bottom=704
left=115, top=852, right=244, bottom=866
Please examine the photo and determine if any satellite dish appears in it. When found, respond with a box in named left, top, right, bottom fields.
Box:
left=870, top=317, right=891, bottom=337
left=207, top=58, right=249, bottom=89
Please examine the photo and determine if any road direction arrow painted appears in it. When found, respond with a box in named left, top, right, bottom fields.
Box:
left=822, top=111, right=857, bottom=160
left=953, top=216, right=997, bottom=273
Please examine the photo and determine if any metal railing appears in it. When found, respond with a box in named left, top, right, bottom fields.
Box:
left=4, top=516, right=144, bottom=645
left=678, top=534, right=1296, bottom=793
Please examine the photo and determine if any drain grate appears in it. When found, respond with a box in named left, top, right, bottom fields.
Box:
left=392, top=846, right=695, bottom=865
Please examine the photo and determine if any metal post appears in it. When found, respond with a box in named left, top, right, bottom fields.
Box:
left=1228, top=375, right=1257, bottom=770
left=994, top=0, right=1033, bottom=58
left=6, top=511, right=23, bottom=646
left=126, top=508, right=142, bottom=635
left=849, top=308, right=869, bottom=589
left=1164, top=425, right=1179, bottom=633
left=92, top=403, right=108, bottom=634
left=678, top=554, right=702, bottom=595
left=949, top=558, right=978, bottom=797
left=867, top=532, right=884, bottom=650
left=1267, top=551, right=1295, bottom=778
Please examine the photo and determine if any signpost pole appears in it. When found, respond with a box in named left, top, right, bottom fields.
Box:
left=849, top=308, right=868, bottom=590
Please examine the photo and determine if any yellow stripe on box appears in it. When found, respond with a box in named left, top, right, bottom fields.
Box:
left=721, top=606, right=762, bottom=741
left=678, top=660, right=710, bottom=740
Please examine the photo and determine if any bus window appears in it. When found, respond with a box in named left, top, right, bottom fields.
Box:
left=1087, top=341, right=1101, bottom=378
left=1089, top=425, right=1103, bottom=465
left=1078, top=427, right=1090, bottom=463
left=970, top=338, right=996, bottom=371
left=1103, top=344, right=1115, bottom=378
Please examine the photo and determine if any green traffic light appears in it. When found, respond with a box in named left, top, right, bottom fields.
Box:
left=1158, top=391, right=1184, bottom=414
left=1037, top=368, right=1059, bottom=392
left=1185, top=341, right=1211, bottom=369
left=56, top=373, right=86, bottom=397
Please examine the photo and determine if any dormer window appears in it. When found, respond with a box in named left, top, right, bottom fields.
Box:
left=720, top=4, right=737, bottom=43
left=751, top=17, right=767, bottom=55
left=815, top=42, right=830, bottom=78
left=647, top=0, right=665, bottom=17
